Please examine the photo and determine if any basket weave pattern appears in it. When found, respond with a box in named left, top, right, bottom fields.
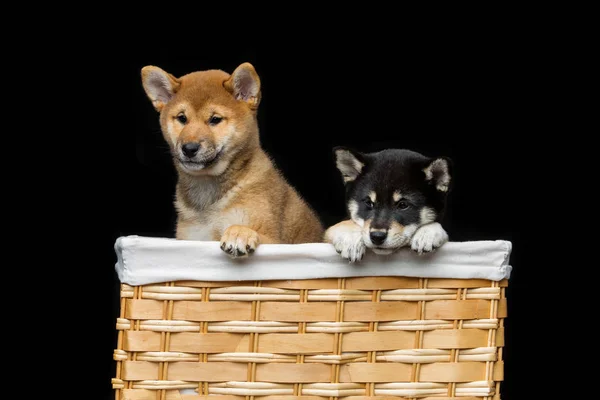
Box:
left=113, top=277, right=507, bottom=400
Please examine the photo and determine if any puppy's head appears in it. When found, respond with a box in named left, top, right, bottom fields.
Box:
left=334, top=147, right=452, bottom=254
left=141, top=63, right=261, bottom=176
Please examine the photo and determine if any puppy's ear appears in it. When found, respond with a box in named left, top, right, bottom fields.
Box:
left=224, top=62, right=261, bottom=109
left=423, top=157, right=452, bottom=192
left=141, top=66, right=181, bottom=112
left=333, top=146, right=366, bottom=184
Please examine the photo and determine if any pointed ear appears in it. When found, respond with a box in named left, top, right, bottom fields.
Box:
left=423, top=157, right=452, bottom=192
left=223, top=62, right=261, bottom=109
left=141, top=66, right=181, bottom=112
left=333, top=146, right=366, bottom=184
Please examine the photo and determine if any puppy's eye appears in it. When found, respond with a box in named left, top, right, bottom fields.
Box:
left=396, top=200, right=409, bottom=210
left=208, top=115, right=223, bottom=125
left=176, top=113, right=187, bottom=124
left=364, top=198, right=374, bottom=210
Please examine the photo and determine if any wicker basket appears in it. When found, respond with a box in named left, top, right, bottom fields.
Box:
left=112, top=236, right=511, bottom=400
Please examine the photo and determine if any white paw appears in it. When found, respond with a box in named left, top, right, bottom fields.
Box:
left=332, top=230, right=366, bottom=262
left=411, top=222, right=448, bottom=254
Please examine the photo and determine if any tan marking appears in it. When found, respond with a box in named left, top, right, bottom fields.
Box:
left=420, top=207, right=437, bottom=225
left=369, top=191, right=376, bottom=203
left=393, top=191, right=402, bottom=202
left=388, top=220, right=405, bottom=237
left=363, top=218, right=373, bottom=237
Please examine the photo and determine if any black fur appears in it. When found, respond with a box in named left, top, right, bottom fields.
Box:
left=334, top=147, right=452, bottom=231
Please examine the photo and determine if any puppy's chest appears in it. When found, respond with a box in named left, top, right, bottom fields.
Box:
left=176, top=185, right=247, bottom=241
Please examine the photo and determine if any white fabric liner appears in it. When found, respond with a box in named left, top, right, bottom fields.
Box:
left=114, top=235, right=512, bottom=286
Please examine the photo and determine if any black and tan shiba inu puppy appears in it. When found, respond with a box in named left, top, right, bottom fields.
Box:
left=141, top=62, right=324, bottom=257
left=325, top=147, right=452, bottom=262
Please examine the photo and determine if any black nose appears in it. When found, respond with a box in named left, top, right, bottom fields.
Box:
left=370, top=231, right=387, bottom=245
left=182, top=143, right=201, bottom=158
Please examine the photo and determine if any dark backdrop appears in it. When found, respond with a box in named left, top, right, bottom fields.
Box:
left=99, top=53, right=535, bottom=400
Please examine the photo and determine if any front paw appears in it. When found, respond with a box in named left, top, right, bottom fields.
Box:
left=331, top=231, right=366, bottom=263
left=220, top=225, right=259, bottom=258
left=325, top=220, right=366, bottom=262
left=410, top=222, right=448, bottom=254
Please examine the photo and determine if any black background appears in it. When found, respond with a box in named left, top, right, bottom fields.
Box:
left=96, top=50, right=540, bottom=400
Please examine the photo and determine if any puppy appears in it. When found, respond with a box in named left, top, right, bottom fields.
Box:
left=325, top=147, right=452, bottom=262
left=141, top=62, right=324, bottom=257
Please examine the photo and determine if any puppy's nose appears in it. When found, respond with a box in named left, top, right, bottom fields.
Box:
left=182, top=143, right=201, bottom=158
left=369, top=231, right=387, bottom=245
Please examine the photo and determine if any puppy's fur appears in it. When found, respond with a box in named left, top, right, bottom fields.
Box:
left=141, top=62, right=324, bottom=257
left=325, top=147, right=452, bottom=262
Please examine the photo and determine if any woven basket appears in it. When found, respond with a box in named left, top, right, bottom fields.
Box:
left=112, top=236, right=511, bottom=400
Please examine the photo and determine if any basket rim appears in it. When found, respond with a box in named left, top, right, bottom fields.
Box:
left=114, top=236, right=513, bottom=286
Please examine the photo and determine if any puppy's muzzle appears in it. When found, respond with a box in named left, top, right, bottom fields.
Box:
left=369, top=230, right=387, bottom=245
left=182, top=142, right=201, bottom=158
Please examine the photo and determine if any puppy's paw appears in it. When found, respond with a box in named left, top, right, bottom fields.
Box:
left=325, top=221, right=366, bottom=262
left=411, top=222, right=448, bottom=254
left=220, top=225, right=259, bottom=258
left=334, top=232, right=366, bottom=263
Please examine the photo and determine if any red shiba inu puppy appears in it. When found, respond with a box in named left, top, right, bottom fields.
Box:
left=141, top=62, right=324, bottom=257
